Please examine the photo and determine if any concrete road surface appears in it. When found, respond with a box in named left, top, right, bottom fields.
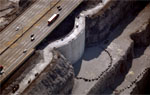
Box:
left=0, top=0, right=60, bottom=55
left=0, top=0, right=83, bottom=84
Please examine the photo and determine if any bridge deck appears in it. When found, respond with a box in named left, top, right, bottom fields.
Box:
left=0, top=0, right=60, bottom=55
left=0, top=0, right=83, bottom=84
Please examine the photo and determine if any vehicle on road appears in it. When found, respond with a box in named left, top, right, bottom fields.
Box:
left=16, top=27, right=20, bottom=31
left=23, top=49, right=27, bottom=53
left=0, top=65, right=4, bottom=75
left=31, top=37, right=35, bottom=41
left=48, top=13, right=59, bottom=25
left=57, top=6, right=62, bottom=11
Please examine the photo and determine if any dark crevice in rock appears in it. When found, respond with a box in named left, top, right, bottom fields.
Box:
left=36, top=0, right=106, bottom=50
left=131, top=69, right=150, bottom=94
left=19, top=0, right=34, bottom=7
left=1, top=50, right=75, bottom=95
left=101, top=43, right=134, bottom=94
left=86, top=2, right=149, bottom=94
left=1, top=51, right=43, bottom=94
left=129, top=21, right=150, bottom=94
left=130, top=21, right=150, bottom=57
left=144, top=69, right=150, bottom=94
left=23, top=50, right=74, bottom=95
left=82, top=0, right=103, bottom=10
left=72, top=1, right=149, bottom=94
left=111, top=17, right=150, bottom=94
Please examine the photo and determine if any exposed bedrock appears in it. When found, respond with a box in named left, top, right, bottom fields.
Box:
left=1, top=0, right=150, bottom=94
left=23, top=50, right=74, bottom=95
left=1, top=50, right=74, bottom=95
left=72, top=1, right=150, bottom=95
left=127, top=21, right=150, bottom=94
left=85, top=0, right=148, bottom=46
left=130, top=20, right=150, bottom=47
left=32, top=0, right=149, bottom=94
left=86, top=3, right=150, bottom=95
left=131, top=69, right=150, bottom=94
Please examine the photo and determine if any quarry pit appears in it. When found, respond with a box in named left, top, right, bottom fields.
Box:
left=1, top=0, right=150, bottom=95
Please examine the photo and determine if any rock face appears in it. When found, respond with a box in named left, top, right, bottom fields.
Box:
left=85, top=1, right=148, bottom=46
left=23, top=50, right=74, bottom=95
left=1, top=50, right=74, bottom=95
left=72, top=1, right=150, bottom=95
left=23, top=51, right=74, bottom=95
left=0, top=0, right=34, bottom=31
left=1, top=0, right=150, bottom=94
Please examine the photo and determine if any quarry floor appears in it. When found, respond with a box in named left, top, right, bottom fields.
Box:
left=72, top=3, right=150, bottom=94
left=72, top=45, right=150, bottom=94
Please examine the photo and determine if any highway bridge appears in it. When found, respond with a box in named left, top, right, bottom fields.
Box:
left=0, top=0, right=83, bottom=84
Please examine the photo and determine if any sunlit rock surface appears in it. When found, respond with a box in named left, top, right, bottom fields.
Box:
left=1, top=50, right=74, bottom=95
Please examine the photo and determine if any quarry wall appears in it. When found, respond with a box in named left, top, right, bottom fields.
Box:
left=85, top=0, right=148, bottom=46
left=1, top=0, right=150, bottom=94
left=1, top=50, right=74, bottom=95
left=45, top=0, right=145, bottom=64
left=23, top=51, right=74, bottom=95
left=46, top=0, right=147, bottom=64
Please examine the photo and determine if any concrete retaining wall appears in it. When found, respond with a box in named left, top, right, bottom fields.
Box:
left=44, top=16, right=85, bottom=64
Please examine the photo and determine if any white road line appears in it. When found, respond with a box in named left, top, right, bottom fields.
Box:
left=0, top=0, right=42, bottom=37
left=9, top=57, right=16, bottom=64
left=4, top=0, right=79, bottom=77
left=5, top=23, right=41, bottom=62
left=1, top=0, right=52, bottom=39
left=6, top=53, right=24, bottom=71
left=1, top=3, right=53, bottom=46
left=1, top=3, right=38, bottom=38
left=3, top=4, right=43, bottom=37
left=4, top=48, right=19, bottom=62
left=0, top=0, right=53, bottom=43
left=26, top=0, right=73, bottom=48
left=26, top=0, right=74, bottom=48
left=5, top=0, right=68, bottom=65
left=6, top=42, right=28, bottom=62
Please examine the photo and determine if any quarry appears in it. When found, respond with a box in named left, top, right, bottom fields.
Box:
left=0, top=0, right=150, bottom=95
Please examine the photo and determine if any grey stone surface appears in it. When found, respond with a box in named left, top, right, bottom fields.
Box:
left=98, top=4, right=150, bottom=94
left=72, top=1, right=150, bottom=95
left=1, top=50, right=74, bottom=95
left=120, top=46, right=150, bottom=94
left=72, top=46, right=111, bottom=94
left=23, top=50, right=74, bottom=95
left=1, top=0, right=150, bottom=95
left=85, top=1, right=147, bottom=46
